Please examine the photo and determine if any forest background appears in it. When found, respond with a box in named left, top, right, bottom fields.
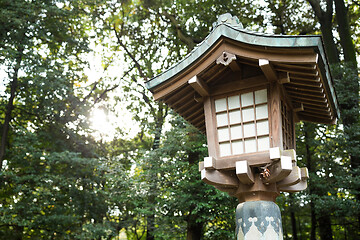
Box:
left=0, top=0, right=359, bottom=239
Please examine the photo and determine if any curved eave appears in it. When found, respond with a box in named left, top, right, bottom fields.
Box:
left=146, top=23, right=340, bottom=123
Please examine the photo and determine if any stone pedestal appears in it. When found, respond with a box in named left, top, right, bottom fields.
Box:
left=236, top=201, right=283, bottom=240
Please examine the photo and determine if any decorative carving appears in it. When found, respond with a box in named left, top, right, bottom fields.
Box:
left=216, top=52, right=237, bottom=66
left=236, top=201, right=283, bottom=239
left=213, top=13, right=244, bottom=29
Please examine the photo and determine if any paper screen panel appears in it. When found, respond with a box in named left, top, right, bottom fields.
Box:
left=229, top=110, right=241, bottom=124
left=256, top=104, right=268, bottom=119
left=257, top=136, right=270, bottom=151
left=219, top=142, right=231, bottom=157
left=228, top=95, right=240, bottom=110
left=255, top=89, right=267, bottom=104
left=241, top=92, right=254, bottom=107
left=215, top=98, right=227, bottom=112
left=244, top=138, right=257, bottom=153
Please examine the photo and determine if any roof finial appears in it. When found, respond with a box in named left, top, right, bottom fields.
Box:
left=213, top=13, right=243, bottom=29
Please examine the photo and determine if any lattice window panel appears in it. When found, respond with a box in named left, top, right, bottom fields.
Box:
left=281, top=100, right=294, bottom=150
left=214, top=89, right=270, bottom=157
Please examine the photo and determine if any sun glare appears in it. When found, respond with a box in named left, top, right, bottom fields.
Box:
left=90, top=107, right=115, bottom=140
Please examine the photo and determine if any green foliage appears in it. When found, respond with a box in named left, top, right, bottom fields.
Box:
left=0, top=130, right=111, bottom=239
left=0, top=0, right=359, bottom=239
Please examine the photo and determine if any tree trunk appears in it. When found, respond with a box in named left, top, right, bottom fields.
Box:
left=290, top=210, right=298, bottom=240
left=0, top=47, right=23, bottom=168
left=146, top=212, right=155, bottom=240
left=334, top=0, right=360, bottom=230
left=334, top=0, right=358, bottom=66
left=318, top=215, right=333, bottom=240
left=289, top=194, right=298, bottom=240
left=310, top=201, right=317, bottom=240
left=304, top=123, right=333, bottom=240
left=319, top=22, right=340, bottom=65
left=186, top=219, right=202, bottom=240
left=304, top=123, right=317, bottom=240
left=146, top=104, right=166, bottom=240
left=297, top=214, right=303, bottom=240
left=307, top=0, right=340, bottom=64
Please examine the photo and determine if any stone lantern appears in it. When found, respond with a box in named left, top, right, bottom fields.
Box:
left=145, top=13, right=339, bottom=239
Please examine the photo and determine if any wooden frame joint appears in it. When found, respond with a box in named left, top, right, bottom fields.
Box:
left=279, top=72, right=290, bottom=84
left=293, top=103, right=304, bottom=112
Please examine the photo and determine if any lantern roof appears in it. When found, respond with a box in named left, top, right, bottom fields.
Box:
left=146, top=13, right=340, bottom=132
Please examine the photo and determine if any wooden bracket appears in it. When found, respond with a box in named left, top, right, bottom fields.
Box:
left=300, top=167, right=309, bottom=180
left=270, top=147, right=281, bottom=160
left=199, top=161, right=204, bottom=171
left=278, top=180, right=307, bottom=193
left=201, top=169, right=239, bottom=188
left=236, top=160, right=255, bottom=184
left=188, top=76, right=210, bottom=97
left=204, top=156, right=216, bottom=169
left=279, top=168, right=308, bottom=192
left=282, top=149, right=297, bottom=163
left=264, top=156, right=293, bottom=183
left=259, top=59, right=277, bottom=82
left=277, top=166, right=301, bottom=187
left=216, top=52, right=237, bottom=66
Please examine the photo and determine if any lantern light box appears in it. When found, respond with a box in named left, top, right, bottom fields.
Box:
left=145, top=14, right=339, bottom=203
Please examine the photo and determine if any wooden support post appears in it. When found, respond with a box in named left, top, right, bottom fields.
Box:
left=269, top=82, right=283, bottom=149
left=236, top=160, right=255, bottom=184
left=204, top=97, right=218, bottom=158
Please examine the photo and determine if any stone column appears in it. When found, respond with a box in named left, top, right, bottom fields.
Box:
left=235, top=201, right=283, bottom=240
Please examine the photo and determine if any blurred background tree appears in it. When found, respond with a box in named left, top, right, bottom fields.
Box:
left=0, top=0, right=359, bottom=239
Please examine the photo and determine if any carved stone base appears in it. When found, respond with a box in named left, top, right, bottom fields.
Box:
left=236, top=201, right=283, bottom=240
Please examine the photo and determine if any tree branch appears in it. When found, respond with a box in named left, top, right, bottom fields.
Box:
left=0, top=45, right=23, bottom=167
left=353, top=0, right=360, bottom=6
left=92, top=66, right=135, bottom=105
left=113, top=25, right=148, bottom=81
left=161, top=10, right=197, bottom=51
left=307, top=0, right=325, bottom=20
left=326, top=0, right=334, bottom=19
